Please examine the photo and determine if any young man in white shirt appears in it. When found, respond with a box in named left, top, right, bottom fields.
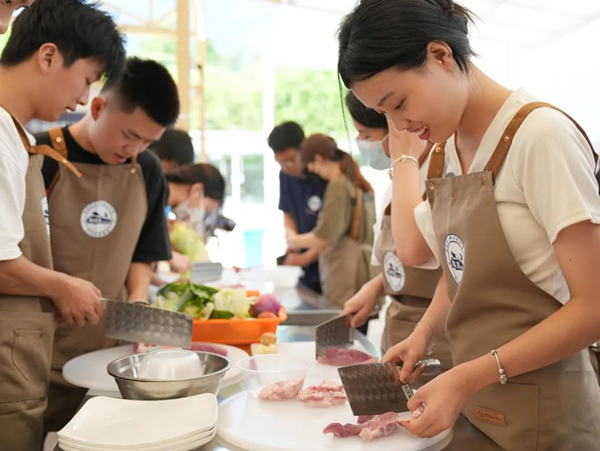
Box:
left=0, top=1, right=125, bottom=449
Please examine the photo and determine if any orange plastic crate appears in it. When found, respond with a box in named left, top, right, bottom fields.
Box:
left=191, top=308, right=287, bottom=345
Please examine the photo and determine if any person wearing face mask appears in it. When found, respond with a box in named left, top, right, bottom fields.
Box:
left=350, top=92, right=391, bottom=171
left=339, top=0, right=600, bottom=447
left=342, top=93, right=452, bottom=371
left=34, top=58, right=179, bottom=433
left=165, top=163, right=226, bottom=264
left=286, top=134, right=376, bottom=308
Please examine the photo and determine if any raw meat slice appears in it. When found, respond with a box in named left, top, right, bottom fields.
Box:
left=298, top=380, right=347, bottom=408
left=357, top=415, right=374, bottom=424
left=323, top=422, right=369, bottom=438
left=259, top=378, right=305, bottom=401
left=359, top=412, right=398, bottom=442
left=324, top=412, right=399, bottom=443
left=317, top=348, right=375, bottom=366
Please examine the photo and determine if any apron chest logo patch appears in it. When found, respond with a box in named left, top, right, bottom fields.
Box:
left=474, top=406, right=507, bottom=427
left=445, top=234, right=465, bottom=285
left=383, top=251, right=405, bottom=292
left=41, top=197, right=50, bottom=237
left=307, top=195, right=323, bottom=213
left=81, top=201, right=117, bottom=238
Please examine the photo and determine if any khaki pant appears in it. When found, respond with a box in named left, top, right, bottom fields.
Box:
left=0, top=312, right=55, bottom=451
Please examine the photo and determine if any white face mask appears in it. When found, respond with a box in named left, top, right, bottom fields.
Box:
left=173, top=199, right=206, bottom=238
left=356, top=134, right=390, bottom=170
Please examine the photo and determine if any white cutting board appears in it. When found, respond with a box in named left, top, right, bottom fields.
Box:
left=221, top=341, right=451, bottom=451
left=62, top=344, right=248, bottom=394
left=217, top=391, right=452, bottom=451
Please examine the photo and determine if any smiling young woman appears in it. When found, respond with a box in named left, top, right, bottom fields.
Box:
left=338, top=1, right=600, bottom=449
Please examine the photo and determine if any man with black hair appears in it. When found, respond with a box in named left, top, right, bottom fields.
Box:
left=0, top=1, right=125, bottom=449
left=150, top=128, right=195, bottom=172
left=34, top=57, right=179, bottom=432
left=268, top=121, right=327, bottom=293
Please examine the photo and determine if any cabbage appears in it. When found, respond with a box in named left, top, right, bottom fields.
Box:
left=213, top=288, right=251, bottom=319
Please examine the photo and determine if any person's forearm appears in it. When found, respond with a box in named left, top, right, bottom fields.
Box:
left=127, top=262, right=152, bottom=302
left=365, top=273, right=385, bottom=298
left=293, top=232, right=330, bottom=250
left=416, top=275, right=452, bottom=339
left=299, top=248, right=320, bottom=266
left=391, top=163, right=433, bottom=266
left=461, top=222, right=600, bottom=394
left=0, top=256, right=67, bottom=298
left=461, top=295, right=600, bottom=394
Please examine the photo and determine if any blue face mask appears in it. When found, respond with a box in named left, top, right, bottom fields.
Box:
left=356, top=135, right=390, bottom=170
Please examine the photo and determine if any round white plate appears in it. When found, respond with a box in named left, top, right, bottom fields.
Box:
left=63, top=344, right=248, bottom=393
left=58, top=394, right=216, bottom=448
left=59, top=428, right=215, bottom=451
left=218, top=391, right=452, bottom=451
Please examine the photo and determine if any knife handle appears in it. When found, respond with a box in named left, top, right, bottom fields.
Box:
left=397, top=358, right=441, bottom=376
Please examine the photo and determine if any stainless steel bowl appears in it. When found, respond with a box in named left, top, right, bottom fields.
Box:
left=107, top=351, right=231, bottom=400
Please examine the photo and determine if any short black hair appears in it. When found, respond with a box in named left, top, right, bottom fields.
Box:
left=338, top=0, right=476, bottom=88
left=166, top=163, right=226, bottom=204
left=102, top=58, right=180, bottom=127
left=1, top=0, right=126, bottom=85
left=345, top=91, right=388, bottom=130
left=149, top=129, right=194, bottom=166
left=267, top=121, right=305, bottom=153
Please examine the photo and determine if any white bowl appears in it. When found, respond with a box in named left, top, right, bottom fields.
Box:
left=270, top=266, right=303, bottom=288
left=237, top=354, right=312, bottom=396
left=138, top=349, right=202, bottom=380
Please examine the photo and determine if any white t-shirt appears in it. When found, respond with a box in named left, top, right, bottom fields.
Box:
left=371, top=182, right=393, bottom=266
left=0, top=107, right=35, bottom=261
left=414, top=88, right=600, bottom=304
left=372, top=155, right=438, bottom=270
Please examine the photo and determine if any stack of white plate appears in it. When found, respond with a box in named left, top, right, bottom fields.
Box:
left=57, top=394, right=217, bottom=451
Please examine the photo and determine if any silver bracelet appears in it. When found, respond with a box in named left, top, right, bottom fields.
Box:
left=415, top=320, right=436, bottom=357
left=388, top=155, right=419, bottom=179
left=490, top=349, right=507, bottom=384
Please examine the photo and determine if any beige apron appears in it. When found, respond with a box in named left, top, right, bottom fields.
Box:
left=44, top=127, right=148, bottom=431
left=0, top=116, right=80, bottom=451
left=319, top=187, right=373, bottom=308
left=427, top=102, right=600, bottom=450
left=374, top=205, right=452, bottom=370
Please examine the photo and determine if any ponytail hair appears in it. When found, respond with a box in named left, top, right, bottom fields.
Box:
left=300, top=134, right=373, bottom=193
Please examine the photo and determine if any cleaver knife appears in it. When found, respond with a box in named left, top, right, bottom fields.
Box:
left=102, top=298, right=193, bottom=348
left=338, top=359, right=441, bottom=416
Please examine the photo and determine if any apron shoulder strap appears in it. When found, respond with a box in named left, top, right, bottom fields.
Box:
left=423, top=141, right=447, bottom=201
left=8, top=118, right=82, bottom=179
left=485, top=101, right=598, bottom=181
left=47, top=127, right=68, bottom=158
left=349, top=187, right=364, bottom=241
left=427, top=141, right=447, bottom=180
left=130, top=154, right=138, bottom=173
